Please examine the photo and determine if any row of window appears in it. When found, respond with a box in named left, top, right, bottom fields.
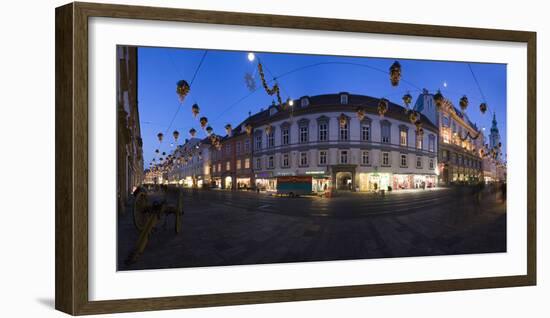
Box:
left=257, top=122, right=435, bottom=152
left=212, top=158, right=251, bottom=173
left=211, top=139, right=251, bottom=161
left=441, top=150, right=482, bottom=169
left=254, top=151, right=435, bottom=170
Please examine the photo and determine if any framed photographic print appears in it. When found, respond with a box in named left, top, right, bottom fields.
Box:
left=55, top=2, right=536, bottom=315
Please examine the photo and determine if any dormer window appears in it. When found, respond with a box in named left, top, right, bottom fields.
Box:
left=301, top=97, right=309, bottom=107
left=340, top=94, right=348, bottom=104
left=269, top=107, right=277, bottom=116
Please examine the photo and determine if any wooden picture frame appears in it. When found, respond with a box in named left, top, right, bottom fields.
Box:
left=55, top=2, right=536, bottom=315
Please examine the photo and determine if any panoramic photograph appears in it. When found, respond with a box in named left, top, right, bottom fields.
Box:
left=116, top=45, right=507, bottom=271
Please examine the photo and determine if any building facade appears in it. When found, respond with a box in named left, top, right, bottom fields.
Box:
left=251, top=93, right=439, bottom=193
left=210, top=123, right=255, bottom=190
left=414, top=90, right=484, bottom=185
left=117, top=45, right=144, bottom=212
left=165, top=137, right=212, bottom=188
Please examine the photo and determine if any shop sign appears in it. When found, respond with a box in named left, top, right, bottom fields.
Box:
left=275, top=171, right=295, bottom=176
left=305, top=170, right=326, bottom=176
left=254, top=171, right=273, bottom=178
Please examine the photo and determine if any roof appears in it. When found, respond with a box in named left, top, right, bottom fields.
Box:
left=244, top=93, right=439, bottom=132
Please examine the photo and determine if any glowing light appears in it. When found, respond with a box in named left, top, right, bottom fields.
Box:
left=443, top=81, right=448, bottom=88
left=288, top=99, right=294, bottom=106
left=247, top=52, right=255, bottom=62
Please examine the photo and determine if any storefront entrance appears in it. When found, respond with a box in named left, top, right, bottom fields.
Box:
left=224, top=176, right=232, bottom=189
left=331, top=164, right=357, bottom=192
left=336, top=172, right=353, bottom=191
left=360, top=173, right=391, bottom=192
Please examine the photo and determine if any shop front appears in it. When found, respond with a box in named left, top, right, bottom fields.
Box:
left=392, top=174, right=413, bottom=190
left=224, top=176, right=233, bottom=189
left=212, top=177, right=222, bottom=189
left=255, top=171, right=276, bottom=192
left=184, top=176, right=194, bottom=188
left=236, top=177, right=251, bottom=190
left=412, top=174, right=437, bottom=188
left=305, top=170, right=331, bottom=193
left=359, top=172, right=392, bottom=192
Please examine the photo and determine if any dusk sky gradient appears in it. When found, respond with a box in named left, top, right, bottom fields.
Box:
left=137, top=47, right=507, bottom=167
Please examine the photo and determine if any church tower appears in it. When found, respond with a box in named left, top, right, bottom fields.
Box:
left=489, top=112, right=501, bottom=155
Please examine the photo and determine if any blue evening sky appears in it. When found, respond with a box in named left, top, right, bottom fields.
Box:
left=137, top=47, right=507, bottom=167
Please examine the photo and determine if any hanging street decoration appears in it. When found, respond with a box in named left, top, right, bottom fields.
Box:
left=225, top=124, right=232, bottom=136
left=459, top=130, right=481, bottom=142
left=244, top=72, right=256, bottom=92
left=433, top=90, right=444, bottom=109
left=206, top=126, right=214, bottom=136
left=389, top=61, right=402, bottom=86
left=459, top=95, right=469, bottom=112
left=339, top=113, right=347, bottom=128
left=356, top=108, right=366, bottom=121
left=157, top=132, right=164, bottom=142
left=257, top=62, right=283, bottom=107
left=172, top=130, right=180, bottom=143
left=480, top=102, right=488, bottom=114
left=258, top=62, right=278, bottom=95
left=199, top=117, right=208, bottom=129
left=402, top=92, right=412, bottom=111
left=409, top=111, right=419, bottom=124
left=155, top=149, right=159, bottom=154
left=176, top=80, right=190, bottom=102
left=377, top=98, right=389, bottom=117
left=415, top=120, right=424, bottom=137
left=245, top=123, right=253, bottom=136
left=191, top=103, right=200, bottom=118
left=189, top=128, right=197, bottom=137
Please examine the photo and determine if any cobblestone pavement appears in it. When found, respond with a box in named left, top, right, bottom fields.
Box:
left=117, top=186, right=506, bottom=271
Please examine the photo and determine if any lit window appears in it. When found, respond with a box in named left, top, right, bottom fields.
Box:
left=442, top=116, right=449, bottom=127
left=319, top=150, right=327, bottom=165
left=244, top=158, right=250, bottom=169
left=416, top=134, right=423, bottom=149
left=400, top=130, right=408, bottom=146
left=226, top=161, right=231, bottom=171
left=236, top=159, right=241, bottom=170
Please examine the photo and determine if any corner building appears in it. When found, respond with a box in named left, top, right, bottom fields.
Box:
left=251, top=93, right=439, bottom=193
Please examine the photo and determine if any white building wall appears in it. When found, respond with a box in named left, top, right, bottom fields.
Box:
left=252, top=110, right=438, bottom=188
